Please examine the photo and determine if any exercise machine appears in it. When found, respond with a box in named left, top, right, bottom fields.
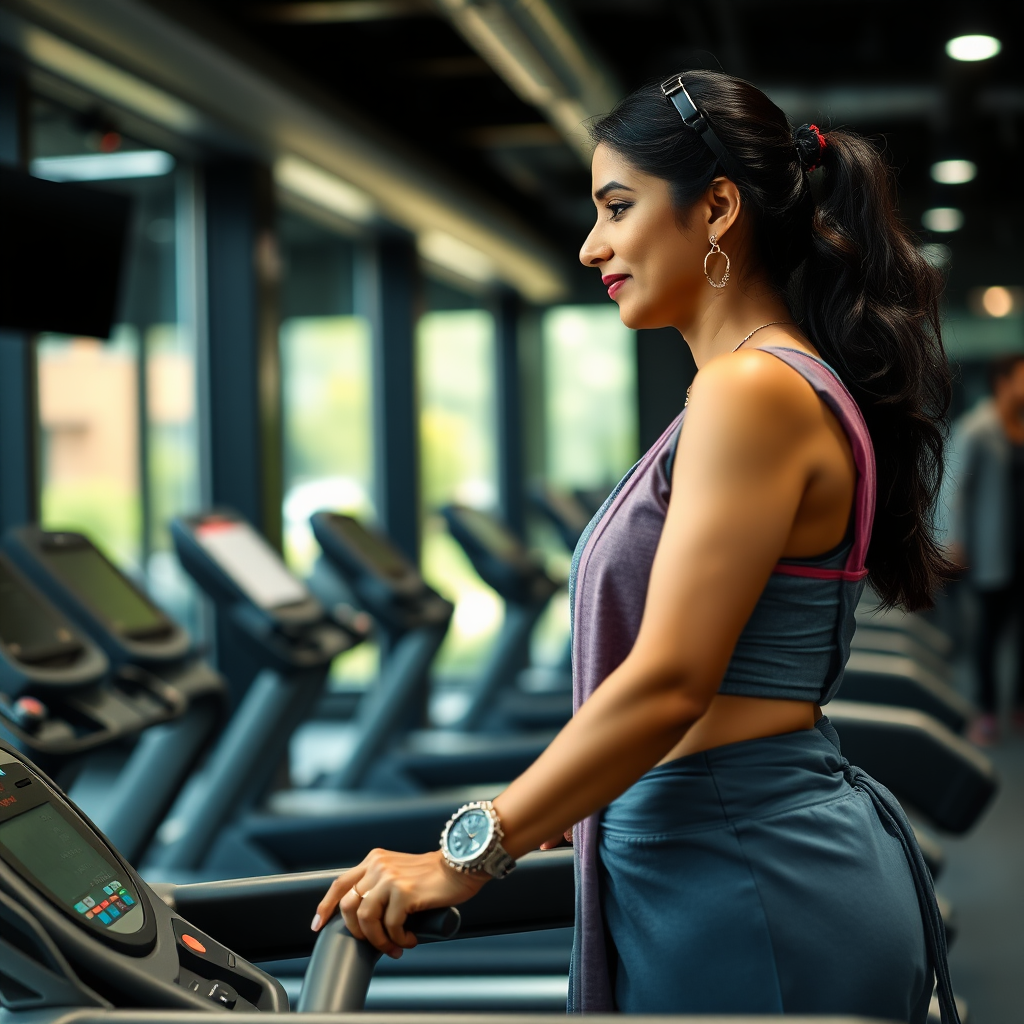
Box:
left=308, top=510, right=557, bottom=791
left=0, top=541, right=224, bottom=865
left=440, top=503, right=570, bottom=730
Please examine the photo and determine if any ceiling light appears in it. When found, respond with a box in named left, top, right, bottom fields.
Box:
left=274, top=156, right=376, bottom=224
left=919, top=243, right=952, bottom=269
left=981, top=287, right=1014, bottom=318
left=24, top=28, right=200, bottom=133
left=417, top=229, right=496, bottom=283
left=930, top=159, right=977, bottom=185
left=922, top=207, right=964, bottom=233
left=31, top=150, right=176, bottom=182
left=945, top=35, right=1001, bottom=62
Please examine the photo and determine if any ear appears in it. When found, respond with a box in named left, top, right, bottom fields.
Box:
left=702, top=177, right=742, bottom=240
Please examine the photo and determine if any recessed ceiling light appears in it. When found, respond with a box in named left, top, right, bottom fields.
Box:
left=946, top=35, right=1001, bottom=61
left=930, top=159, right=977, bottom=185
left=922, top=208, right=964, bottom=233
left=982, top=287, right=1014, bottom=318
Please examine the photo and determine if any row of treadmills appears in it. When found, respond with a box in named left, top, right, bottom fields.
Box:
left=0, top=490, right=999, bottom=1023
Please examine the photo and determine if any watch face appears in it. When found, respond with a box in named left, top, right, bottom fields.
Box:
left=446, top=809, right=493, bottom=862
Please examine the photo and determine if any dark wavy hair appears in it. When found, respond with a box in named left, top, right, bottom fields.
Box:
left=590, top=70, right=953, bottom=611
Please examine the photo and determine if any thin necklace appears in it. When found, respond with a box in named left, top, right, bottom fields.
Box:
left=684, top=321, right=796, bottom=407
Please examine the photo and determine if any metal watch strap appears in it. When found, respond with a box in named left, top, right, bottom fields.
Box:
left=481, top=844, right=516, bottom=879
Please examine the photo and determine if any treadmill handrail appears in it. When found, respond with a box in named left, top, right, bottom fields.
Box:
left=153, top=848, right=574, bottom=963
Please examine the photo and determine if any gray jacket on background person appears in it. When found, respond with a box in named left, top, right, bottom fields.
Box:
left=940, top=397, right=1016, bottom=590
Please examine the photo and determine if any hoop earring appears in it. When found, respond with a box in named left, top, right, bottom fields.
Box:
left=704, top=235, right=730, bottom=289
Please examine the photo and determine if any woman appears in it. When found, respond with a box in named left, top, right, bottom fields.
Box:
left=312, top=70, right=956, bottom=1022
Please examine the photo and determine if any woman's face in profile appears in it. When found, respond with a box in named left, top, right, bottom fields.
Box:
left=579, top=144, right=706, bottom=331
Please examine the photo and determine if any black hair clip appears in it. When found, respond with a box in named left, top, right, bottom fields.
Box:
left=661, top=75, right=745, bottom=183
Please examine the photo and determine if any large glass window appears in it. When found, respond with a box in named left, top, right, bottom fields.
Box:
left=418, top=281, right=500, bottom=681
left=543, top=305, right=638, bottom=492
left=278, top=206, right=376, bottom=685
left=31, top=98, right=200, bottom=630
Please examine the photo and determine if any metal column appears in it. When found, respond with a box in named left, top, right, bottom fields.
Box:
left=202, top=160, right=282, bottom=706
left=495, top=289, right=526, bottom=536
left=0, top=67, right=38, bottom=533
left=360, top=233, right=421, bottom=564
left=636, top=327, right=696, bottom=452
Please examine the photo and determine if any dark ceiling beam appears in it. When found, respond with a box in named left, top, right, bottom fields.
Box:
left=254, top=1, right=431, bottom=23
left=0, top=0, right=568, bottom=301
left=434, top=0, right=620, bottom=164
left=763, top=85, right=1024, bottom=125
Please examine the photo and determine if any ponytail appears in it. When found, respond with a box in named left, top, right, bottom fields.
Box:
left=799, top=131, right=954, bottom=609
left=590, top=72, right=955, bottom=611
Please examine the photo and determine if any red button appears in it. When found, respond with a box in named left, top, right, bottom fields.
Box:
left=181, top=934, right=206, bottom=954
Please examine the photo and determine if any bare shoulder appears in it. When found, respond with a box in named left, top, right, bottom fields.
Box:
left=685, top=348, right=822, bottom=433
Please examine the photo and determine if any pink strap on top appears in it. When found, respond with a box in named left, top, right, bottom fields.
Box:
left=761, top=347, right=876, bottom=583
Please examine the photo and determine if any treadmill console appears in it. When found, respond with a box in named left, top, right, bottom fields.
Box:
left=173, top=511, right=324, bottom=631
left=3, top=527, right=191, bottom=665
left=442, top=504, right=558, bottom=607
left=0, top=758, right=150, bottom=947
left=0, top=741, right=287, bottom=1012
left=311, top=512, right=425, bottom=599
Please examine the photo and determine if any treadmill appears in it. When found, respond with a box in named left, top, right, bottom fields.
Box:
left=0, top=538, right=225, bottom=865
left=307, top=510, right=558, bottom=791
left=139, top=509, right=507, bottom=880
left=0, top=738, right=585, bottom=1016
left=440, top=503, right=571, bottom=731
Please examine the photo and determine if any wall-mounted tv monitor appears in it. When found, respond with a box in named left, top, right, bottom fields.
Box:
left=0, top=165, right=131, bottom=339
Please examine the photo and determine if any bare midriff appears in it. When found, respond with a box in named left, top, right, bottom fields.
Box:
left=657, top=694, right=820, bottom=764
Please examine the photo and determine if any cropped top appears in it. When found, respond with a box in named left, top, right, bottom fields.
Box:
left=568, top=345, right=876, bottom=710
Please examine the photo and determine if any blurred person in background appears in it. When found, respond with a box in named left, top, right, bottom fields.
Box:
left=943, top=353, right=1024, bottom=745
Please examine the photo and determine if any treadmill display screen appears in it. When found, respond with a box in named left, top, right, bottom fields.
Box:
left=0, top=559, right=83, bottom=664
left=451, top=508, right=524, bottom=563
left=330, top=517, right=412, bottom=580
left=0, top=801, right=142, bottom=933
left=40, top=544, right=169, bottom=639
left=194, top=520, right=309, bottom=610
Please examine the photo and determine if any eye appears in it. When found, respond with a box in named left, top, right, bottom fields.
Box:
left=607, top=201, right=631, bottom=220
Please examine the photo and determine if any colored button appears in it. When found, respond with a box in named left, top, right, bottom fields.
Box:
left=85, top=910, right=94, bottom=919
left=108, top=907, right=120, bottom=918
left=83, top=897, right=96, bottom=908
left=180, top=934, right=207, bottom=954
left=123, top=894, right=135, bottom=906
left=118, top=888, right=127, bottom=895
left=97, top=911, right=111, bottom=924
left=114, top=899, right=127, bottom=911
left=110, top=880, right=120, bottom=889
left=74, top=902, right=87, bottom=913
left=100, top=900, right=110, bottom=909
left=103, top=885, right=113, bottom=895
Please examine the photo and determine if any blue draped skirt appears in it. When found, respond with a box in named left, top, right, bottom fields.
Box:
left=597, top=718, right=933, bottom=1020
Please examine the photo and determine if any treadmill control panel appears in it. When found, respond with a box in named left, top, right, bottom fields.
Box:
left=0, top=759, right=145, bottom=940
left=192, top=517, right=310, bottom=611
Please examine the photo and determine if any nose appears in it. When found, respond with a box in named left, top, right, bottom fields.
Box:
left=579, top=222, right=612, bottom=268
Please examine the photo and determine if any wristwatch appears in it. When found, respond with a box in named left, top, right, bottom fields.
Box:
left=440, top=800, right=516, bottom=878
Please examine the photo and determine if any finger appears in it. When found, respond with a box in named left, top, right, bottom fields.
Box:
left=382, top=890, right=417, bottom=951
left=356, top=887, right=397, bottom=955
left=314, top=868, right=361, bottom=931
left=339, top=884, right=368, bottom=941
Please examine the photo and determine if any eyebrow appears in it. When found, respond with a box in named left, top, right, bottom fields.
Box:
left=593, top=180, right=635, bottom=201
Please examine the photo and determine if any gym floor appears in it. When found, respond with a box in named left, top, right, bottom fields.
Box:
left=942, top=733, right=1024, bottom=1024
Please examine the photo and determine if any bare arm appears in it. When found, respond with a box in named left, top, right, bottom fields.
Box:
left=495, top=350, right=831, bottom=855
left=313, top=350, right=845, bottom=952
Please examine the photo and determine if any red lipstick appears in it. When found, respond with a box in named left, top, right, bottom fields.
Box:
left=602, top=273, right=629, bottom=299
